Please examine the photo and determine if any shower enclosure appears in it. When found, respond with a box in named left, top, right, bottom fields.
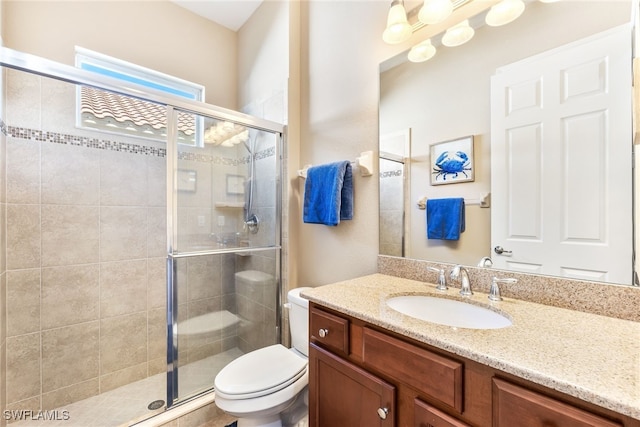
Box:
left=1, top=47, right=284, bottom=426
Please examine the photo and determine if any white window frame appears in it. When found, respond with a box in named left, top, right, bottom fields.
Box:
left=75, top=46, right=205, bottom=145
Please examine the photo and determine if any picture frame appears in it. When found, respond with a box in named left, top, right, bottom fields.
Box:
left=430, top=136, right=475, bottom=185
left=177, top=169, right=197, bottom=192
left=226, top=174, right=245, bottom=195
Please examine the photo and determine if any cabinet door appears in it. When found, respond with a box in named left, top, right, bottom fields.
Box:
left=309, top=343, right=396, bottom=427
left=493, top=378, right=622, bottom=427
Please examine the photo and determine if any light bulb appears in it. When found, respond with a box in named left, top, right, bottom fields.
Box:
left=441, top=20, right=474, bottom=47
left=383, top=0, right=412, bottom=44
left=418, top=0, right=453, bottom=25
left=485, top=0, right=525, bottom=27
left=408, top=39, right=437, bottom=63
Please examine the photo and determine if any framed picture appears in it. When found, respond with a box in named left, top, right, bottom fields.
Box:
left=430, top=136, right=474, bottom=185
left=177, top=169, right=197, bottom=192
left=226, top=174, right=245, bottom=195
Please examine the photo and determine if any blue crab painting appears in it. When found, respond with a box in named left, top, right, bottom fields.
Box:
left=432, top=150, right=471, bottom=182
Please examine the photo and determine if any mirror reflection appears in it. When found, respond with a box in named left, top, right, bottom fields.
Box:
left=379, top=1, right=636, bottom=285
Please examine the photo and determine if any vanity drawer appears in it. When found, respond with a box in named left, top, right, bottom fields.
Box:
left=415, top=399, right=471, bottom=427
left=363, top=327, right=463, bottom=413
left=309, top=306, right=349, bottom=357
left=492, top=378, right=622, bottom=427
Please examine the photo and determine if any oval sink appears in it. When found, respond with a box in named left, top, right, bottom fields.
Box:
left=386, top=295, right=512, bottom=329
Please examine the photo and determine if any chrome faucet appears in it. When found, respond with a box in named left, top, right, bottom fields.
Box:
left=489, top=277, right=518, bottom=301
left=450, top=265, right=472, bottom=296
left=427, top=266, right=448, bottom=291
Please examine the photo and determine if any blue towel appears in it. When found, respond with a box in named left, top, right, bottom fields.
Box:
left=426, top=198, right=465, bottom=240
left=303, top=161, right=353, bottom=226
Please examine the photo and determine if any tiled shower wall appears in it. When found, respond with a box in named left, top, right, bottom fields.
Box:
left=3, top=66, right=283, bottom=416
left=1, top=68, right=271, bottom=413
left=3, top=68, right=172, bottom=412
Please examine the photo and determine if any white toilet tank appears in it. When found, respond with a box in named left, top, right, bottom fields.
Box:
left=287, top=287, right=312, bottom=357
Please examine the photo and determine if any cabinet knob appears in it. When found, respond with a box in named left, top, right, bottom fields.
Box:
left=377, top=407, right=389, bottom=420
left=318, top=328, right=329, bottom=338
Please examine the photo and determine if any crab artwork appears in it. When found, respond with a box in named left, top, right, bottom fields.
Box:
left=432, top=150, right=471, bottom=182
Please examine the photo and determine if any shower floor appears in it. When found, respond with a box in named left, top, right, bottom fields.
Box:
left=10, top=348, right=244, bottom=427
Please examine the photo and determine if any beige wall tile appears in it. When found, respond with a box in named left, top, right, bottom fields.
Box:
left=4, top=396, right=41, bottom=415
left=41, top=321, right=99, bottom=393
left=147, top=207, right=167, bottom=258
left=6, top=333, right=41, bottom=404
left=99, top=363, right=146, bottom=393
left=187, top=256, right=222, bottom=301
left=100, top=207, right=147, bottom=262
left=41, top=205, right=100, bottom=267
left=0, top=202, right=6, bottom=273
left=41, top=264, right=99, bottom=329
left=6, top=269, right=40, bottom=337
left=40, top=76, right=77, bottom=135
left=6, top=204, right=40, bottom=270
left=147, top=155, right=166, bottom=207
left=100, top=151, right=148, bottom=206
left=147, top=307, right=166, bottom=362
left=100, top=312, right=147, bottom=374
left=41, top=143, right=100, bottom=205
left=6, top=69, right=40, bottom=129
left=100, top=260, right=147, bottom=318
left=6, top=139, right=40, bottom=204
left=148, top=257, right=167, bottom=310
left=41, top=379, right=98, bottom=412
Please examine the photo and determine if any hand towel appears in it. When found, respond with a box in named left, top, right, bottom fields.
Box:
left=426, top=197, right=465, bottom=240
left=303, top=161, right=353, bottom=226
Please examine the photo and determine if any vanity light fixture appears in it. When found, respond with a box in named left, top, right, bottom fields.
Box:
left=383, top=0, right=413, bottom=44
left=408, top=39, right=437, bottom=62
left=485, top=0, right=526, bottom=27
left=441, top=19, right=475, bottom=47
left=418, top=0, right=454, bottom=25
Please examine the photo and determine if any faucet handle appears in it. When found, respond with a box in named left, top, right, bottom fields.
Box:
left=427, top=267, right=448, bottom=291
left=489, top=277, right=518, bottom=301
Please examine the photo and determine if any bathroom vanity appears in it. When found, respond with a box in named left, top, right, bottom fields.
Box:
left=303, top=274, right=640, bottom=427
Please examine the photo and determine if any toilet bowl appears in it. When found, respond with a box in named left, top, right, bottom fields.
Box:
left=214, top=287, right=312, bottom=427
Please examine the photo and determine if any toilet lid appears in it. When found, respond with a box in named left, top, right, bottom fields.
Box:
left=214, top=344, right=308, bottom=399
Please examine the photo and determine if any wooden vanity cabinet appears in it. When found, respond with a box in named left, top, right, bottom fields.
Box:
left=308, top=302, right=640, bottom=427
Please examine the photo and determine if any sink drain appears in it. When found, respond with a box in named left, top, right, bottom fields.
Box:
left=147, top=400, right=165, bottom=410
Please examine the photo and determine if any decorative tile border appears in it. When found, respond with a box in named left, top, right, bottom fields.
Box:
left=380, top=169, right=402, bottom=179
left=2, top=120, right=276, bottom=165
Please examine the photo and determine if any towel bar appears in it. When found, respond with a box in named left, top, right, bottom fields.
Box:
left=298, top=151, right=374, bottom=178
left=417, top=193, right=490, bottom=209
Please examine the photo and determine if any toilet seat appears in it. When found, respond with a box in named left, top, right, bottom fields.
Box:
left=214, top=344, right=307, bottom=400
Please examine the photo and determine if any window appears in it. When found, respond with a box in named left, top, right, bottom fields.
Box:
left=75, top=47, right=205, bottom=145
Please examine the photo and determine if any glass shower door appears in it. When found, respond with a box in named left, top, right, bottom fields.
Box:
left=166, top=108, right=283, bottom=406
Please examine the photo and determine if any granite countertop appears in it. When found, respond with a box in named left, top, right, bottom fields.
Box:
left=302, top=273, right=640, bottom=420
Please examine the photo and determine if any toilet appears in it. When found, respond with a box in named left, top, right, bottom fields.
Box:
left=214, top=287, right=312, bottom=427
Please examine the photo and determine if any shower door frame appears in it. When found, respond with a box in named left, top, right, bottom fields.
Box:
left=0, top=46, right=286, bottom=412
left=165, top=104, right=285, bottom=407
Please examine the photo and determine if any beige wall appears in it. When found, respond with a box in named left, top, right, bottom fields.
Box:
left=2, top=0, right=237, bottom=109
left=296, top=1, right=387, bottom=287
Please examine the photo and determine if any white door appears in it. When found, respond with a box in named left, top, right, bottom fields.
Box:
left=490, top=25, right=633, bottom=284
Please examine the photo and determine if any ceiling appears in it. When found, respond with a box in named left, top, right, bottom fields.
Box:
left=170, top=0, right=263, bottom=31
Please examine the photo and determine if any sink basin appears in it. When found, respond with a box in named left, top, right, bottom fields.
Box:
left=386, top=295, right=512, bottom=329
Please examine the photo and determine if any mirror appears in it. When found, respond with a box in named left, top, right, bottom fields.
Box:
left=379, top=1, right=637, bottom=286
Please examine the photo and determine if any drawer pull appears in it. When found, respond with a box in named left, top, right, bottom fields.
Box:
left=377, top=407, right=389, bottom=420
left=318, top=328, right=329, bottom=338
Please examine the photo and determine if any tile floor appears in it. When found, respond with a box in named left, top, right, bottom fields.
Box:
left=10, top=349, right=243, bottom=427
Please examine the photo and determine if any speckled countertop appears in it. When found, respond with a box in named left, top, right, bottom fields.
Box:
left=302, top=274, right=640, bottom=420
